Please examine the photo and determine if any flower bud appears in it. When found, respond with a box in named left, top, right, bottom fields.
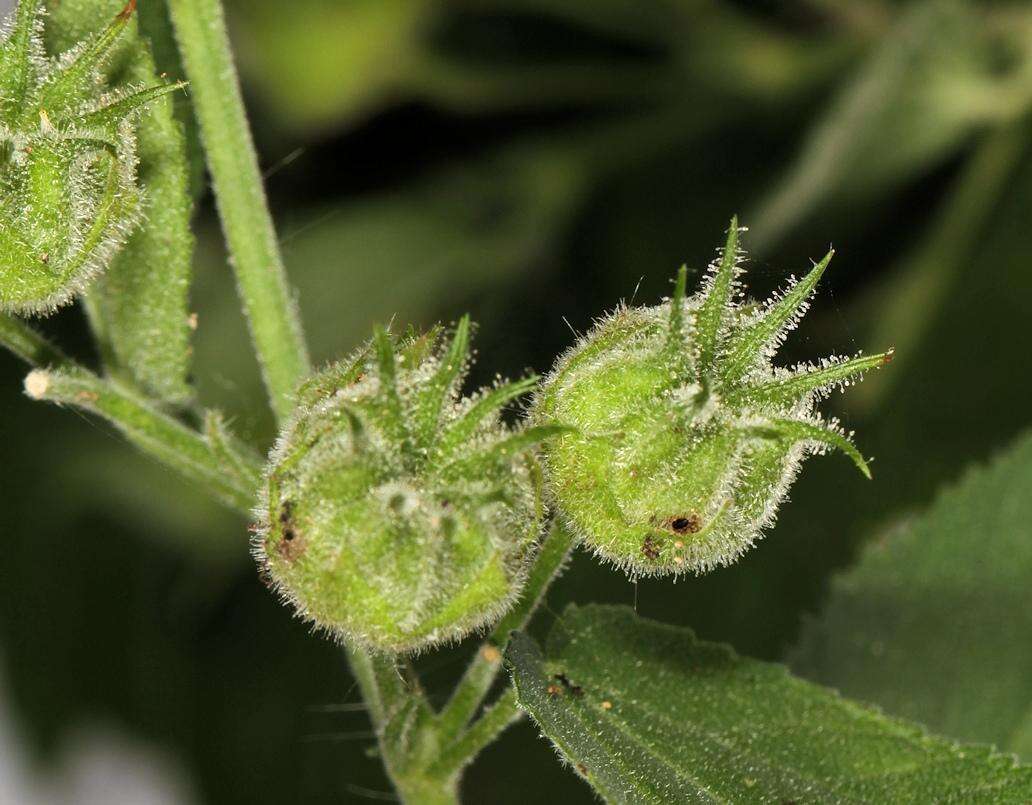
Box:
left=0, top=0, right=182, bottom=314
left=256, top=321, right=562, bottom=654
left=535, top=220, right=892, bottom=577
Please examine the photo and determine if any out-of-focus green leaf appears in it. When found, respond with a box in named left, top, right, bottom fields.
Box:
left=748, top=0, right=1032, bottom=252
left=507, top=604, right=1032, bottom=802
left=851, top=122, right=1027, bottom=406
left=228, top=0, right=431, bottom=130
left=791, top=431, right=1032, bottom=760
left=228, top=0, right=853, bottom=132
left=47, top=0, right=195, bottom=404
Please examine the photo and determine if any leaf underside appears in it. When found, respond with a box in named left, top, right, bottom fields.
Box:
left=507, top=604, right=1032, bottom=804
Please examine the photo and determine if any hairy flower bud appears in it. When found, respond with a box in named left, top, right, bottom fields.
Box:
left=535, top=220, right=892, bottom=577
left=256, top=321, right=562, bottom=654
left=0, top=0, right=182, bottom=314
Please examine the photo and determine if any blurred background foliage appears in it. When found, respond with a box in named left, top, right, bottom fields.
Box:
left=1, top=0, right=1031, bottom=801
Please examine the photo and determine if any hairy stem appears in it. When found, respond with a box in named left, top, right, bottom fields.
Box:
left=429, top=688, right=521, bottom=780
left=436, top=520, right=575, bottom=739
left=167, top=0, right=309, bottom=422
left=346, top=646, right=409, bottom=735
left=0, top=314, right=68, bottom=367
left=23, top=363, right=260, bottom=510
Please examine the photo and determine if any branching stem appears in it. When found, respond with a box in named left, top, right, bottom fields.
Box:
left=435, top=521, right=575, bottom=741
left=3, top=3, right=579, bottom=798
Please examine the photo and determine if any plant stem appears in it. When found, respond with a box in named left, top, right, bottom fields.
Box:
left=0, top=313, right=68, bottom=367
left=24, top=363, right=260, bottom=510
left=167, top=0, right=309, bottom=422
left=348, top=647, right=460, bottom=803
left=346, top=646, right=413, bottom=738
left=428, top=688, right=521, bottom=780
left=436, top=520, right=575, bottom=739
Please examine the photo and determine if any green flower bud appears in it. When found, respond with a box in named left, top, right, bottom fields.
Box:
left=535, top=219, right=892, bottom=577
left=0, top=0, right=183, bottom=314
left=256, top=321, right=563, bottom=654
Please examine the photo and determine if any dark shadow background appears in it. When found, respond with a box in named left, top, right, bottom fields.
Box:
left=2, top=0, right=1032, bottom=801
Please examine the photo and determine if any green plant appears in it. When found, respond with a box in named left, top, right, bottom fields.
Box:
left=535, top=229, right=889, bottom=577
left=2, top=1, right=1030, bottom=802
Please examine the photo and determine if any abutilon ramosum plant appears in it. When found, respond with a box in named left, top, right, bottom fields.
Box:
left=536, top=220, right=893, bottom=577
left=1, top=1, right=973, bottom=802
left=257, top=321, right=563, bottom=653
left=0, top=0, right=182, bottom=314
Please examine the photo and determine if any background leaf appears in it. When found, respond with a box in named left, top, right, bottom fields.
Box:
left=508, top=604, right=1032, bottom=802
left=791, top=430, right=1032, bottom=760
left=747, top=0, right=1032, bottom=253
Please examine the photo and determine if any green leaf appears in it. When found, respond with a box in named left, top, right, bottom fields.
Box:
left=46, top=0, right=195, bottom=404
left=507, top=604, right=1032, bottom=803
left=792, top=430, right=1032, bottom=761
left=747, top=0, right=1016, bottom=253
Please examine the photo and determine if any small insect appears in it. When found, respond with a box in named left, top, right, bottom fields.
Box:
left=667, top=513, right=702, bottom=534
left=554, top=673, right=584, bottom=697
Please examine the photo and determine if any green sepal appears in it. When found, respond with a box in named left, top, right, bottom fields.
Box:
left=693, top=216, right=740, bottom=377
left=745, top=417, right=871, bottom=479
left=0, top=0, right=42, bottom=122
left=721, top=249, right=833, bottom=383
left=735, top=350, right=893, bottom=409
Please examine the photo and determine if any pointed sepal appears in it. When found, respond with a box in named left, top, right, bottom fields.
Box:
left=745, top=417, right=871, bottom=478
left=30, top=1, right=135, bottom=125
left=722, top=249, right=833, bottom=383
left=412, top=315, right=470, bottom=449
left=72, top=81, right=188, bottom=134
left=693, top=216, right=740, bottom=377
left=735, top=350, right=894, bottom=409
left=438, top=375, right=541, bottom=460
left=0, top=0, right=43, bottom=123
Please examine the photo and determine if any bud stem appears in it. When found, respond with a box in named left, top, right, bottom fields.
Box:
left=23, top=362, right=260, bottom=510
left=428, top=688, right=521, bottom=779
left=0, top=313, right=68, bottom=367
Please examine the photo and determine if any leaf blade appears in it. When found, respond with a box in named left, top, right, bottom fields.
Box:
left=792, top=430, right=1032, bottom=760
left=508, top=604, right=1032, bottom=803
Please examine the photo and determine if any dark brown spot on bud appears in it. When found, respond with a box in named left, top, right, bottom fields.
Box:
left=666, top=513, right=702, bottom=534
left=641, top=535, right=661, bottom=560
left=276, top=500, right=306, bottom=561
